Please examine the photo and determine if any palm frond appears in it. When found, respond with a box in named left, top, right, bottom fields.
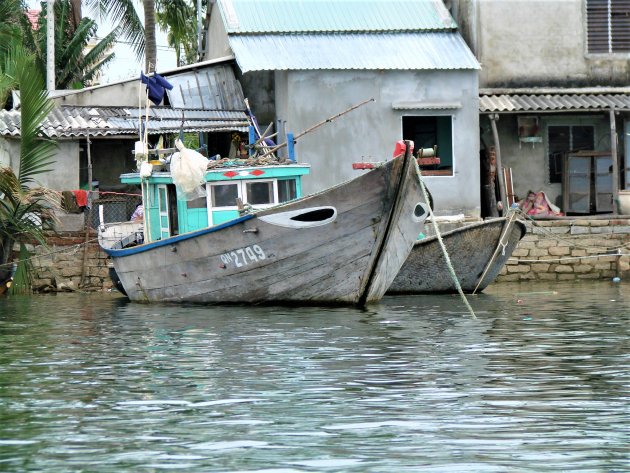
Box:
left=85, top=0, right=145, bottom=60
left=12, top=56, right=56, bottom=186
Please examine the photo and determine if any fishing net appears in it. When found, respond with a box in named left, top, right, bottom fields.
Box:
left=170, top=139, right=209, bottom=201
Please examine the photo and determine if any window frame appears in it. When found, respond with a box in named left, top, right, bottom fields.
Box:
left=401, top=114, right=455, bottom=177
left=586, top=0, right=630, bottom=55
left=544, top=117, right=599, bottom=185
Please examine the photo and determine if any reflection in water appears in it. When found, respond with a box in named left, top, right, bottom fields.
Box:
left=0, top=281, right=628, bottom=472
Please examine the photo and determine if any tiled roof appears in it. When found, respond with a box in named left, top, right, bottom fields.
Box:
left=0, top=106, right=248, bottom=138
left=26, top=9, right=40, bottom=30
left=480, top=89, right=630, bottom=112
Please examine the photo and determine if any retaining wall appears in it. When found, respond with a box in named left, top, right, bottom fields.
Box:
left=27, top=232, right=113, bottom=292
left=21, top=218, right=630, bottom=293
left=497, top=218, right=630, bottom=282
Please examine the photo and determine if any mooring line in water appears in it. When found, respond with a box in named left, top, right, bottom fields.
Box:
left=473, top=209, right=519, bottom=295
left=0, top=237, right=101, bottom=270
left=416, top=164, right=476, bottom=319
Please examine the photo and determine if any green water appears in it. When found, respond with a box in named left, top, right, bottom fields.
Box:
left=0, top=281, right=628, bottom=472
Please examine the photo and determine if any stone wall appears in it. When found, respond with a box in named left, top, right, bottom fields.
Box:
left=27, top=232, right=113, bottom=292
left=497, top=218, right=630, bottom=282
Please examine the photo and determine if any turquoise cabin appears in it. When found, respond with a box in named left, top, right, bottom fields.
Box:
left=120, top=163, right=311, bottom=242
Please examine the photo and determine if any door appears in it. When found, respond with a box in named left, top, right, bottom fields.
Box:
left=157, top=185, right=170, bottom=239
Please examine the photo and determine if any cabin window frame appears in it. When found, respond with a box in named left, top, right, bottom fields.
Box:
left=244, top=179, right=278, bottom=208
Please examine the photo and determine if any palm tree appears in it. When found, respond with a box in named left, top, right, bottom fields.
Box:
left=0, top=33, right=60, bottom=292
left=84, top=0, right=155, bottom=72
left=20, top=0, right=118, bottom=89
left=156, top=0, right=197, bottom=66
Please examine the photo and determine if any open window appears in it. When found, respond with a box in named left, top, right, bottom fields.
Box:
left=548, top=125, right=595, bottom=183
left=402, top=115, right=453, bottom=176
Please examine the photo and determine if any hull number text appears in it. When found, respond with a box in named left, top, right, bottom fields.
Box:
left=220, top=245, right=266, bottom=268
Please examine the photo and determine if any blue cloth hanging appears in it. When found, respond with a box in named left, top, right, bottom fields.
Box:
left=140, top=72, right=174, bottom=106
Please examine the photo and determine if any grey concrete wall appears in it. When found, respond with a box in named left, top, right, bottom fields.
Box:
left=0, top=139, right=79, bottom=190
left=457, top=0, right=630, bottom=88
left=481, top=113, right=612, bottom=208
left=271, top=69, right=480, bottom=216
left=51, top=82, right=141, bottom=107
left=0, top=138, right=20, bottom=168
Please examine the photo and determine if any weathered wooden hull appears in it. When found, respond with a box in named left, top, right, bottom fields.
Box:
left=103, top=150, right=428, bottom=306
left=388, top=217, right=526, bottom=294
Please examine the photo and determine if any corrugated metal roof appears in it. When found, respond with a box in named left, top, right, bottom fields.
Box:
left=229, top=32, right=480, bottom=72
left=218, top=0, right=456, bottom=33
left=166, top=65, right=246, bottom=110
left=0, top=106, right=248, bottom=138
left=480, top=93, right=630, bottom=113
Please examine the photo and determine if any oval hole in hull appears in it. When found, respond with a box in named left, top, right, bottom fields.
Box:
left=290, top=207, right=336, bottom=222
left=259, top=206, right=337, bottom=228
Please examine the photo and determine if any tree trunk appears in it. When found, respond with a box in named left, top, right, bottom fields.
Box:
left=143, top=0, right=157, bottom=73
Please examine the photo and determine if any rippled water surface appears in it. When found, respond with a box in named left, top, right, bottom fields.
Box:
left=0, top=281, right=628, bottom=472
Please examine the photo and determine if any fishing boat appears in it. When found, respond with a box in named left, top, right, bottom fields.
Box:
left=99, top=139, right=429, bottom=306
left=388, top=215, right=526, bottom=294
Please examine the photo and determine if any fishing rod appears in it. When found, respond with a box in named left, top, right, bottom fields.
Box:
left=256, top=97, right=375, bottom=160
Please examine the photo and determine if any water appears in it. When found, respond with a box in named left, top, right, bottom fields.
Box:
left=0, top=281, right=628, bottom=472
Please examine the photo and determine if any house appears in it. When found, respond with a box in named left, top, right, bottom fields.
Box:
left=203, top=0, right=481, bottom=216
left=0, top=58, right=249, bottom=197
left=453, top=0, right=630, bottom=216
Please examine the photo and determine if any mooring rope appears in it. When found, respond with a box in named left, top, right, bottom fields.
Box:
left=0, top=237, right=101, bottom=270
left=472, top=209, right=519, bottom=294
left=416, top=163, right=476, bottom=319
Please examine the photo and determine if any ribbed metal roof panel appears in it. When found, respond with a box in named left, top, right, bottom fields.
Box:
left=0, top=107, right=248, bottom=138
left=230, top=32, right=479, bottom=72
left=218, top=0, right=456, bottom=33
left=479, top=93, right=630, bottom=112
left=166, top=65, right=245, bottom=110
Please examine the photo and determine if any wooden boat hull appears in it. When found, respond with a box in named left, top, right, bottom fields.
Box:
left=388, top=217, right=527, bottom=294
left=103, top=150, right=428, bottom=305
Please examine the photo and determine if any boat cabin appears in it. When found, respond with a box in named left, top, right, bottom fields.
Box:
left=120, top=163, right=311, bottom=242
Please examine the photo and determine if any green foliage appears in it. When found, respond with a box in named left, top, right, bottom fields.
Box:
left=85, top=0, right=145, bottom=61
left=0, top=36, right=60, bottom=291
left=156, top=0, right=198, bottom=66
left=30, top=0, right=118, bottom=89
left=8, top=244, right=32, bottom=295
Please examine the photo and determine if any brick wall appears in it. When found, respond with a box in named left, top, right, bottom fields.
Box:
left=497, top=218, right=630, bottom=282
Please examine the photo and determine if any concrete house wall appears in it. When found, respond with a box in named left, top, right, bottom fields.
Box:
left=455, top=0, right=629, bottom=213
left=269, top=69, right=480, bottom=215
left=456, top=0, right=630, bottom=88
left=0, top=138, right=79, bottom=190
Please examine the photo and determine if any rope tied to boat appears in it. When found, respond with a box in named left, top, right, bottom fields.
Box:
left=415, top=161, right=477, bottom=319
left=472, top=209, right=520, bottom=295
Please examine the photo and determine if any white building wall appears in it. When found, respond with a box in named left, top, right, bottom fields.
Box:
left=274, top=69, right=480, bottom=216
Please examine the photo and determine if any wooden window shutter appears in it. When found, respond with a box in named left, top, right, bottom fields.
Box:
left=587, top=0, right=611, bottom=53
left=587, top=0, right=630, bottom=53
left=611, top=0, right=630, bottom=51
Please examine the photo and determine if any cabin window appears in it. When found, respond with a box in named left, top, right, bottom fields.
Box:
left=587, top=0, right=630, bottom=53
left=402, top=115, right=453, bottom=176
left=211, top=183, right=240, bottom=207
left=278, top=179, right=297, bottom=202
left=186, top=195, right=207, bottom=209
left=246, top=181, right=274, bottom=205
left=548, top=125, right=595, bottom=183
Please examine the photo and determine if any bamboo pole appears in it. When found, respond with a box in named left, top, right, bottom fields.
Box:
left=490, top=114, right=507, bottom=215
